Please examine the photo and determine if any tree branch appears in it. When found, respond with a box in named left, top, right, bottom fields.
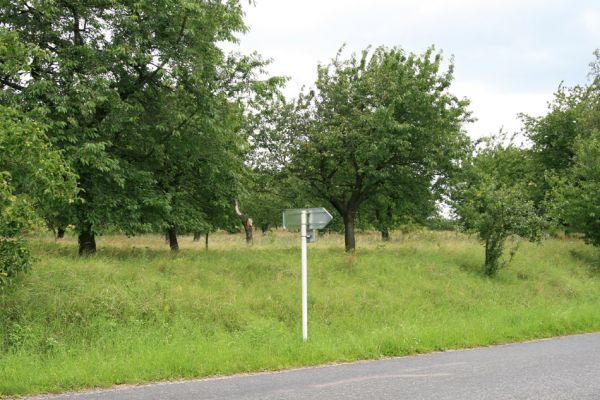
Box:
left=0, top=77, right=25, bottom=91
left=117, top=14, right=189, bottom=101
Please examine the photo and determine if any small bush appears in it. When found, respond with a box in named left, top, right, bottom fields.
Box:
left=0, top=239, right=32, bottom=288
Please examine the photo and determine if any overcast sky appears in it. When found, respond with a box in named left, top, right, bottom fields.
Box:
left=228, top=0, right=600, bottom=139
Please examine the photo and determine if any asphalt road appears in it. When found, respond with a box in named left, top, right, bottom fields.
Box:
left=30, top=333, right=600, bottom=400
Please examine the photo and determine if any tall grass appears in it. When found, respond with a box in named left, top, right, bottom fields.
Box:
left=1, top=231, right=599, bottom=396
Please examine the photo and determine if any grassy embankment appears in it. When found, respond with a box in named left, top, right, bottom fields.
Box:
left=1, top=230, right=599, bottom=396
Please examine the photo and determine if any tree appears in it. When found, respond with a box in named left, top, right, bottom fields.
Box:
left=523, top=50, right=600, bottom=210
left=545, top=51, right=600, bottom=247
left=145, top=80, right=246, bottom=251
left=550, top=127, right=600, bottom=248
left=520, top=50, right=600, bottom=252
left=283, top=46, right=470, bottom=251
left=0, top=0, right=249, bottom=255
left=0, top=105, right=76, bottom=286
left=521, top=85, right=590, bottom=209
left=0, top=29, right=76, bottom=286
left=452, top=138, right=545, bottom=276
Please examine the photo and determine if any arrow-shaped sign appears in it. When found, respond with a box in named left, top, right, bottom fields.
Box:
left=282, top=207, right=333, bottom=230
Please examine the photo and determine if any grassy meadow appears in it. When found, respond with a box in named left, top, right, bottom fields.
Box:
left=1, top=230, right=600, bottom=396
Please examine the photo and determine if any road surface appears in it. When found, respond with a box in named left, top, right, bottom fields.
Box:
left=29, top=332, right=600, bottom=400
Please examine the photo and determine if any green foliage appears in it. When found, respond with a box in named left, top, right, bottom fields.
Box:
left=522, top=85, right=589, bottom=172
left=0, top=104, right=75, bottom=285
left=523, top=50, right=600, bottom=253
left=452, top=138, right=545, bottom=275
left=523, top=50, right=600, bottom=209
left=0, top=28, right=77, bottom=285
left=551, top=132, right=600, bottom=248
left=277, top=45, right=470, bottom=250
left=0, top=240, right=31, bottom=287
left=361, top=177, right=436, bottom=238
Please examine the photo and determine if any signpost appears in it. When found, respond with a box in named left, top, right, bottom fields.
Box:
left=282, top=208, right=333, bottom=342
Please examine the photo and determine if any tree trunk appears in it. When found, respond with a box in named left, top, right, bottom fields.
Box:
left=374, top=208, right=386, bottom=242
left=78, top=226, right=96, bottom=256
left=234, top=200, right=253, bottom=244
left=205, top=231, right=209, bottom=250
left=343, top=212, right=356, bottom=252
left=381, top=229, right=390, bottom=241
left=484, top=238, right=490, bottom=266
left=57, top=227, right=65, bottom=239
left=243, top=220, right=253, bottom=244
left=193, top=232, right=201, bottom=242
left=484, top=235, right=505, bottom=276
left=167, top=227, right=179, bottom=251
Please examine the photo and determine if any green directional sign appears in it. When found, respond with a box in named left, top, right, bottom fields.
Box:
left=282, top=208, right=333, bottom=230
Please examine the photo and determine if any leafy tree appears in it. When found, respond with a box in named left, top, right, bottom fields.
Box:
left=545, top=51, right=600, bottom=246
left=452, top=139, right=545, bottom=276
left=0, top=0, right=250, bottom=255
left=521, top=86, right=589, bottom=208
left=523, top=86, right=588, bottom=172
left=523, top=50, right=600, bottom=209
left=282, top=46, right=470, bottom=251
left=0, top=29, right=76, bottom=286
left=549, top=129, right=600, bottom=249
left=145, top=81, right=243, bottom=251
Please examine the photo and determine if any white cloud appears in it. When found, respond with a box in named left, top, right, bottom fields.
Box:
left=454, top=81, right=550, bottom=139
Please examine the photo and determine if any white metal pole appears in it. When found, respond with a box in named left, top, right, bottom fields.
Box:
left=301, top=210, right=308, bottom=342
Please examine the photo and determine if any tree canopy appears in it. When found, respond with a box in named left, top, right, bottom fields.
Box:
left=275, top=46, right=471, bottom=251
left=551, top=133, right=600, bottom=248
left=543, top=51, right=600, bottom=247
left=0, top=28, right=76, bottom=285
